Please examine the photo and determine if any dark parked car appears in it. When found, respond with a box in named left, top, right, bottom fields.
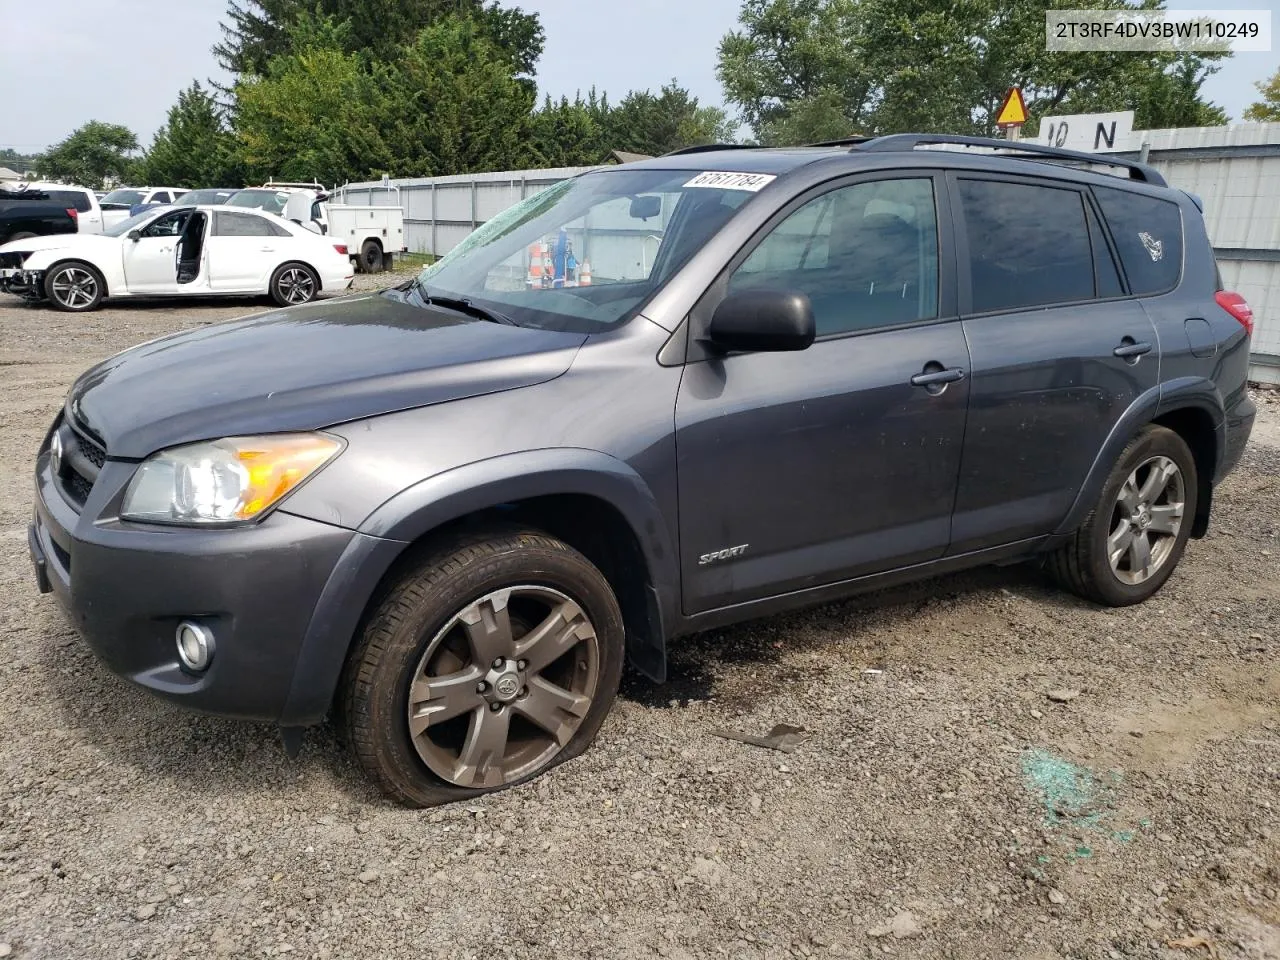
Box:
left=0, top=191, right=79, bottom=244
left=30, top=134, right=1255, bottom=807
left=129, top=188, right=236, bottom=218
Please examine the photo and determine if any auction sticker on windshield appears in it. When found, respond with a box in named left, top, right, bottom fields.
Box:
left=683, top=172, right=777, bottom=192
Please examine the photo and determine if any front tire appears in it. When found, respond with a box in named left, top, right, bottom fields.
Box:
left=269, top=262, right=319, bottom=307
left=1049, top=425, right=1197, bottom=606
left=43, top=261, right=105, bottom=312
left=341, top=528, right=625, bottom=808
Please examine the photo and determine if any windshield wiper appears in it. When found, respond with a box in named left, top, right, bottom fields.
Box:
left=421, top=291, right=517, bottom=326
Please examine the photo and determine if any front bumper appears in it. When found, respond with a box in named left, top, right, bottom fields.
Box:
left=0, top=267, right=45, bottom=299
left=30, top=447, right=359, bottom=722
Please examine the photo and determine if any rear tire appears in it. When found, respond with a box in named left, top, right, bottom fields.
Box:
left=269, top=262, right=319, bottom=307
left=43, top=261, right=105, bottom=312
left=341, top=528, right=625, bottom=808
left=359, top=239, right=384, bottom=273
left=1048, top=425, right=1197, bottom=606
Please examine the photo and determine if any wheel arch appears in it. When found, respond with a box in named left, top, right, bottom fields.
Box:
left=39, top=256, right=111, bottom=296
left=272, top=258, right=323, bottom=292
left=1054, top=380, right=1225, bottom=540
left=279, top=450, right=678, bottom=727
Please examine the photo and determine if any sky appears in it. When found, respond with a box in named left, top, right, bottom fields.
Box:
left=1, top=0, right=1277, bottom=154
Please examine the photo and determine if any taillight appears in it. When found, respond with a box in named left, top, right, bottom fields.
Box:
left=333, top=244, right=348, bottom=256
left=65, top=208, right=78, bottom=220
left=1215, top=290, right=1253, bottom=337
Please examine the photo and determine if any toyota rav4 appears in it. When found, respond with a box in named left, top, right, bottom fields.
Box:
left=29, top=134, right=1256, bottom=807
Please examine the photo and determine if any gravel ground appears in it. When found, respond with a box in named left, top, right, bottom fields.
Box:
left=1, top=277, right=1278, bottom=960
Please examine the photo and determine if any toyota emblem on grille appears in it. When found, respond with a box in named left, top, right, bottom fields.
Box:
left=49, top=431, right=63, bottom=476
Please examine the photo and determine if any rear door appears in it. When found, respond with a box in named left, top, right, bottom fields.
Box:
left=947, top=174, right=1160, bottom=553
left=208, top=210, right=288, bottom=291
left=675, top=173, right=971, bottom=613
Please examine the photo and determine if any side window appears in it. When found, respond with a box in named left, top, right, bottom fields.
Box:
left=151, top=191, right=172, bottom=204
left=958, top=179, right=1094, bottom=313
left=214, top=211, right=276, bottom=237
left=728, top=178, right=939, bottom=336
left=1093, top=185, right=1183, bottom=296
left=142, top=211, right=190, bottom=238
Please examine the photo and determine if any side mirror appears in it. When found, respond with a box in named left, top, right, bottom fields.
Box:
left=629, top=195, right=661, bottom=220
left=128, top=229, right=141, bottom=242
left=707, top=289, right=815, bottom=353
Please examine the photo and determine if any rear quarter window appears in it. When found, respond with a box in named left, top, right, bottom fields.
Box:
left=1093, top=186, right=1183, bottom=296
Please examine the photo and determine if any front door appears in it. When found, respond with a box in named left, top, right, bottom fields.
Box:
left=122, top=210, right=189, bottom=292
left=675, top=174, right=971, bottom=614
left=947, top=174, right=1161, bottom=553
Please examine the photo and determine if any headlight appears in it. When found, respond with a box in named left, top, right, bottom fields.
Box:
left=121, top=433, right=342, bottom=525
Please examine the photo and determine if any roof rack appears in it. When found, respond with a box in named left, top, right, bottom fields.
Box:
left=859, top=134, right=1167, bottom=187
left=805, top=136, right=874, bottom=148
left=661, top=143, right=764, bottom=157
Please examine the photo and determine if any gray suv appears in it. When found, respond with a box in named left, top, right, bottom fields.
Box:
left=29, top=134, right=1256, bottom=806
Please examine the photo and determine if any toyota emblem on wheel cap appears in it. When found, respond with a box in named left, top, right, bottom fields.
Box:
left=495, top=676, right=519, bottom=698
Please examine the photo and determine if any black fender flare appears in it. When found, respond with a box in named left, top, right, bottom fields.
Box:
left=1053, top=378, right=1225, bottom=538
left=279, top=449, right=678, bottom=726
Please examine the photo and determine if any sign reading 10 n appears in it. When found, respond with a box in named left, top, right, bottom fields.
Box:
left=1036, top=111, right=1136, bottom=153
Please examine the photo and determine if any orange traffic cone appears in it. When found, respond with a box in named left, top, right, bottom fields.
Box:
left=578, top=260, right=592, bottom=286
left=527, top=240, right=544, bottom=288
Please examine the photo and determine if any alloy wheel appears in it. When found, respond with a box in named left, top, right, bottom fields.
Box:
left=406, top=585, right=600, bottom=788
left=277, top=268, right=315, bottom=304
left=50, top=267, right=98, bottom=309
left=1107, top=455, right=1185, bottom=585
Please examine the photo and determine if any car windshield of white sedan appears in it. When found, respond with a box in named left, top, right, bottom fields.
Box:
left=406, top=169, right=762, bottom=334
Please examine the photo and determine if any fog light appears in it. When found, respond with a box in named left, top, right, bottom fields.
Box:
left=176, top=621, right=214, bottom=673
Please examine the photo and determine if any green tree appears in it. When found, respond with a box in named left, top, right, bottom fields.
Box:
left=39, top=121, right=140, bottom=188
left=1244, top=66, right=1280, bottom=122
left=718, top=0, right=873, bottom=143
left=214, top=0, right=543, bottom=82
left=234, top=25, right=392, bottom=183
left=138, top=82, right=243, bottom=188
left=528, top=95, right=607, bottom=167
left=377, top=15, right=538, bottom=176
left=603, top=82, right=736, bottom=156
left=718, top=0, right=1228, bottom=144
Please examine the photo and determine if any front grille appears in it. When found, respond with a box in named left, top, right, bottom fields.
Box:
left=53, top=417, right=106, bottom=510
left=74, top=431, right=106, bottom=468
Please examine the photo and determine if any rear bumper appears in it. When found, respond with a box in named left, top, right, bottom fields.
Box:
left=1217, top=392, right=1256, bottom=482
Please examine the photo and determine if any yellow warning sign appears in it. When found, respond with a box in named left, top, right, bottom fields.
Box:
left=995, top=87, right=1028, bottom=128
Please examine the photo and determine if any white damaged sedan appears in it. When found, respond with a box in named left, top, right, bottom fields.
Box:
left=0, top=205, right=354, bottom=312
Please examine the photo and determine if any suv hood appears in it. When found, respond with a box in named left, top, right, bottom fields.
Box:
left=68, top=294, right=588, bottom=458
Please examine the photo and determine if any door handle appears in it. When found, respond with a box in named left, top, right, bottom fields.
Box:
left=159, top=246, right=173, bottom=254
left=259, top=246, right=276, bottom=252
left=1113, top=338, right=1153, bottom=360
left=910, top=366, right=966, bottom=387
